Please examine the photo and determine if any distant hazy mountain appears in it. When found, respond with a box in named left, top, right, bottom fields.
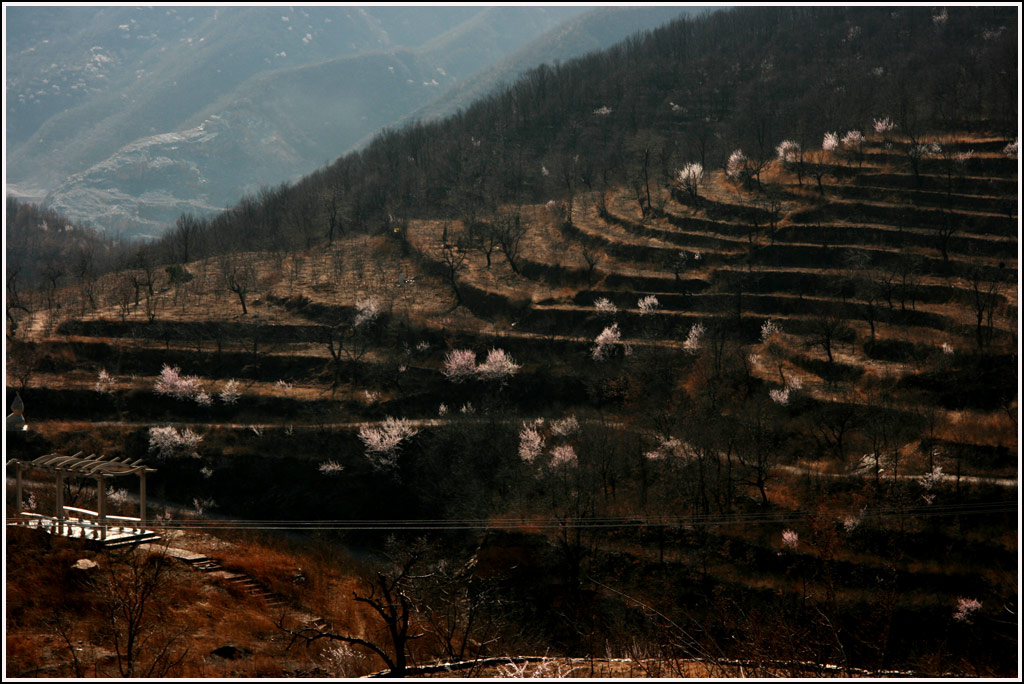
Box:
left=400, top=5, right=711, bottom=128
left=6, top=5, right=592, bottom=238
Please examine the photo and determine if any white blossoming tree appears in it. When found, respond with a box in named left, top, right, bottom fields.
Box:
left=148, top=426, right=203, bottom=460
left=683, top=322, right=705, bottom=353
left=518, top=425, right=545, bottom=463
left=822, top=131, right=840, bottom=153
left=873, top=116, right=897, bottom=153
left=776, top=140, right=805, bottom=185
left=442, top=349, right=477, bottom=383
left=841, top=130, right=865, bottom=167
left=319, top=460, right=345, bottom=475
left=637, top=295, right=659, bottom=316
left=760, top=318, right=782, bottom=342
left=353, top=298, right=382, bottom=328
left=219, top=379, right=241, bottom=404
left=476, top=348, right=521, bottom=384
left=726, top=149, right=749, bottom=182
left=550, top=415, right=580, bottom=437
left=358, top=416, right=419, bottom=470
left=549, top=444, right=577, bottom=467
left=676, top=162, right=704, bottom=203
left=776, top=139, right=801, bottom=163
left=594, top=297, right=617, bottom=318
left=95, top=369, right=116, bottom=393
left=153, top=364, right=205, bottom=402
left=592, top=323, right=622, bottom=361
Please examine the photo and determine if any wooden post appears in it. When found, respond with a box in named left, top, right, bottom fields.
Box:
left=97, top=477, right=107, bottom=541
left=56, top=473, right=65, bottom=535
left=14, top=464, right=23, bottom=520
left=139, top=471, right=147, bottom=532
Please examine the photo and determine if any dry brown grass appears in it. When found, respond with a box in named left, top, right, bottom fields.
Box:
left=3, top=531, right=298, bottom=677
left=934, top=407, right=1018, bottom=449
left=407, top=217, right=573, bottom=307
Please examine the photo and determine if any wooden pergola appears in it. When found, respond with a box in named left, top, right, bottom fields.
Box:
left=7, top=452, right=159, bottom=546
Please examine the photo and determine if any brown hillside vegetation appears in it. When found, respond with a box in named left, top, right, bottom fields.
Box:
left=6, top=131, right=1019, bottom=677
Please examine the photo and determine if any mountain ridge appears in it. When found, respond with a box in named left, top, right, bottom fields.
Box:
left=10, top=6, right=695, bottom=240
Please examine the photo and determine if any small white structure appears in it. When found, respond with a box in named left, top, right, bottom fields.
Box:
left=7, top=451, right=159, bottom=547
left=6, top=394, right=27, bottom=432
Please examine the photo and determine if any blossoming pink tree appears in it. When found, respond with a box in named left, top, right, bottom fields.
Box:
left=518, top=425, right=544, bottom=463
left=358, top=416, right=419, bottom=470
left=637, top=295, right=659, bottom=316
left=549, top=444, right=577, bottom=467
left=593, top=297, right=617, bottom=318
left=952, top=597, right=982, bottom=623
left=683, top=322, right=705, bottom=353
left=822, top=131, right=840, bottom=153
left=219, top=379, right=241, bottom=404
left=591, top=323, right=622, bottom=361
left=476, top=348, right=521, bottom=384
left=148, top=426, right=203, bottom=460
left=153, top=364, right=204, bottom=401
left=442, top=349, right=477, bottom=382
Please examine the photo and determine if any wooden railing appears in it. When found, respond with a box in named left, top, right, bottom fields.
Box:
left=10, top=508, right=146, bottom=541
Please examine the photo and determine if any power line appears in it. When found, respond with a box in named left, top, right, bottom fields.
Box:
left=139, top=499, right=1017, bottom=532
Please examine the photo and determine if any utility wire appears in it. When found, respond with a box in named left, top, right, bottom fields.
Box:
left=129, top=499, right=1016, bottom=531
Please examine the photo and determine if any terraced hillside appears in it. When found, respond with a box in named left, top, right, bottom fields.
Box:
left=408, top=133, right=1018, bottom=418
left=6, top=131, right=1019, bottom=676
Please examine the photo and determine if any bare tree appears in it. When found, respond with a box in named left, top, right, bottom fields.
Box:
left=322, top=315, right=375, bottom=395
left=5, top=264, right=31, bottom=340
left=438, top=235, right=470, bottom=310
left=467, top=220, right=499, bottom=269
left=95, top=545, right=189, bottom=678
left=968, top=267, right=1002, bottom=350
left=280, top=550, right=426, bottom=677
left=734, top=398, right=786, bottom=506
left=323, top=186, right=346, bottom=245
left=761, top=191, right=783, bottom=247
left=411, top=545, right=505, bottom=663
left=811, top=399, right=861, bottom=466
left=125, top=249, right=158, bottom=320
left=560, top=152, right=582, bottom=225
left=72, top=241, right=99, bottom=315
left=581, top=245, right=603, bottom=285
left=6, top=341, right=36, bottom=392
left=165, top=264, right=194, bottom=313
left=807, top=147, right=831, bottom=196
left=47, top=612, right=86, bottom=677
left=808, top=311, right=850, bottom=371
left=172, top=213, right=202, bottom=265
left=629, top=145, right=654, bottom=219
left=41, top=259, right=65, bottom=331
left=494, top=207, right=527, bottom=274
left=935, top=208, right=958, bottom=264
left=220, top=256, right=258, bottom=315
